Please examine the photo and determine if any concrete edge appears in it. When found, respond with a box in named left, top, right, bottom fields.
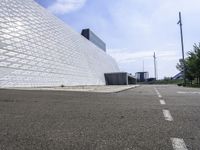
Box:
left=0, top=85, right=140, bottom=93
left=114, top=85, right=140, bottom=93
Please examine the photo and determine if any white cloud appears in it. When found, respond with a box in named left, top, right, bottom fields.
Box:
left=108, top=49, right=179, bottom=63
left=108, top=48, right=180, bottom=78
left=103, top=0, right=200, bottom=78
left=43, top=0, right=200, bottom=78
left=48, top=0, right=86, bottom=14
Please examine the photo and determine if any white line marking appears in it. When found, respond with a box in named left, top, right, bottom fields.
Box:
left=171, top=138, right=188, bottom=150
left=154, top=88, right=162, bottom=98
left=163, top=109, right=173, bottom=121
left=177, top=91, right=200, bottom=95
left=160, top=99, right=166, bottom=105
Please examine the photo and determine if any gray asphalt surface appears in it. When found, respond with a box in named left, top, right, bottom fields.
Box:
left=0, top=85, right=200, bottom=150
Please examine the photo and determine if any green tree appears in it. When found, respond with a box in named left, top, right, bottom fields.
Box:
left=191, top=43, right=200, bottom=84
left=176, top=43, right=200, bottom=85
left=176, top=58, right=194, bottom=84
left=176, top=59, right=185, bottom=73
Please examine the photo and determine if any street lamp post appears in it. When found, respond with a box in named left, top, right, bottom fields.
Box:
left=177, top=12, right=186, bottom=85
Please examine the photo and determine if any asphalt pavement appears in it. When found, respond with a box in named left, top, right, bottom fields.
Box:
left=0, top=85, right=200, bottom=150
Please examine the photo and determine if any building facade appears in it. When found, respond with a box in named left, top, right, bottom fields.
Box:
left=81, top=29, right=106, bottom=52
left=0, top=0, right=119, bottom=87
left=135, top=72, right=149, bottom=82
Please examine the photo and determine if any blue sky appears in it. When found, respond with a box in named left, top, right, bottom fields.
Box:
left=35, top=0, right=200, bottom=79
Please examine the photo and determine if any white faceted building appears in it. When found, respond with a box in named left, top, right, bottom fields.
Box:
left=0, top=0, right=119, bottom=87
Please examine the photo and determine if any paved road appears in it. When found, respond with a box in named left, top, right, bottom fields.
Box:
left=0, top=85, right=200, bottom=150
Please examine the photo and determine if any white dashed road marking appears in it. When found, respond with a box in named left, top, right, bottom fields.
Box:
left=160, top=99, right=166, bottom=105
left=154, top=88, right=162, bottom=98
left=154, top=88, right=189, bottom=149
left=163, top=109, right=173, bottom=121
left=171, top=138, right=188, bottom=150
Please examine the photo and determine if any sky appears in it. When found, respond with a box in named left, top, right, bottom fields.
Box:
left=35, top=0, right=200, bottom=79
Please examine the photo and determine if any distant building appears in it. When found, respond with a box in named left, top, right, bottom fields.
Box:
left=135, top=72, right=149, bottom=82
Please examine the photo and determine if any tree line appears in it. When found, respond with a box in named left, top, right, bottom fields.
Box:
left=176, top=43, right=200, bottom=85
